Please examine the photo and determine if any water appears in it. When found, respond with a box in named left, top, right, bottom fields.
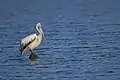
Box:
left=0, top=0, right=120, bottom=80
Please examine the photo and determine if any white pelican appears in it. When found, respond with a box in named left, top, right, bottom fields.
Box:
left=19, top=23, right=45, bottom=59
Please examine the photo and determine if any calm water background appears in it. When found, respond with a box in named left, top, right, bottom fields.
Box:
left=0, top=0, right=120, bottom=80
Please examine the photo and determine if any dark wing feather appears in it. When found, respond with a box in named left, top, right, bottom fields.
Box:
left=20, top=37, right=36, bottom=53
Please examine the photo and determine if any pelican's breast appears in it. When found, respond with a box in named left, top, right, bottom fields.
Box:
left=29, top=36, right=42, bottom=50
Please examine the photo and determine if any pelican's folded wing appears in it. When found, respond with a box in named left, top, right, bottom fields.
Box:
left=21, top=34, right=37, bottom=44
left=20, top=34, right=37, bottom=53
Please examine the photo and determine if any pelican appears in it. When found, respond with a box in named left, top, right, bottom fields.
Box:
left=19, top=23, right=45, bottom=59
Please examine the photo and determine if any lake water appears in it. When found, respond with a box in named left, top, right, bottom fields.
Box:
left=0, top=0, right=120, bottom=80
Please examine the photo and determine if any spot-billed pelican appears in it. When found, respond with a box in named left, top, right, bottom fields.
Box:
left=19, top=23, right=45, bottom=59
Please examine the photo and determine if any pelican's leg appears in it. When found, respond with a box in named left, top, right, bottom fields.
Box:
left=29, top=49, right=34, bottom=58
left=30, top=49, right=34, bottom=54
left=29, top=49, right=39, bottom=60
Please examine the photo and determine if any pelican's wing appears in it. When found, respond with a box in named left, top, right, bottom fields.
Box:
left=21, top=34, right=37, bottom=44
left=20, top=34, right=37, bottom=53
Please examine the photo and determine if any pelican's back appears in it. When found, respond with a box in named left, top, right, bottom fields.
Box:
left=21, top=34, right=37, bottom=44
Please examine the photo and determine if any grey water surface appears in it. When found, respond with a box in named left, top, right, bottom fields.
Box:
left=0, top=0, right=120, bottom=80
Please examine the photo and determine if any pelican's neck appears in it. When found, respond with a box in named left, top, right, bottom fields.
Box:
left=39, top=28, right=43, bottom=37
left=36, top=25, right=43, bottom=37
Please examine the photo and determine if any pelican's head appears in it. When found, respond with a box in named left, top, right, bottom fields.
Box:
left=36, top=23, right=42, bottom=29
left=35, top=23, right=42, bottom=32
left=35, top=23, right=45, bottom=40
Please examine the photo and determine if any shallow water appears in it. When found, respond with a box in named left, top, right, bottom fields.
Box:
left=0, top=0, right=120, bottom=80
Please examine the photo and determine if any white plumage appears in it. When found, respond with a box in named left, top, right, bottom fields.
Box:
left=20, top=23, right=45, bottom=57
left=21, top=34, right=37, bottom=44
